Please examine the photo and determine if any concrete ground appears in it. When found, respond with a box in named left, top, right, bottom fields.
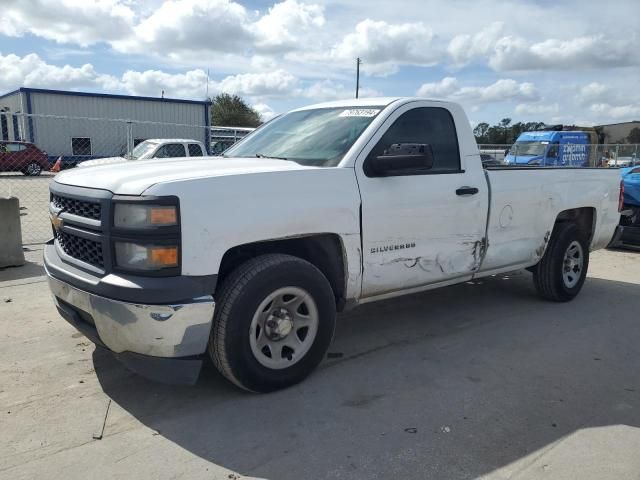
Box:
left=1, top=248, right=639, bottom=480
left=0, top=173, right=55, bottom=244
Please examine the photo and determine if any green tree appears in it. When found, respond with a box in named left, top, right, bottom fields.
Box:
left=473, top=122, right=490, bottom=143
left=627, top=127, right=640, bottom=144
left=473, top=119, right=546, bottom=144
left=210, top=93, right=261, bottom=127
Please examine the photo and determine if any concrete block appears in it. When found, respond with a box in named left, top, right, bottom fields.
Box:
left=0, top=197, right=26, bottom=268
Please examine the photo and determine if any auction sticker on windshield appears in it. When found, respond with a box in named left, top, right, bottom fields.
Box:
left=339, top=109, right=381, bottom=117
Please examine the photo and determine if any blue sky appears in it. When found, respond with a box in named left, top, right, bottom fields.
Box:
left=1, top=0, right=639, bottom=125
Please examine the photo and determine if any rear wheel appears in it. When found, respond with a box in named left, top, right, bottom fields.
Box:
left=209, top=254, right=336, bottom=392
left=532, top=223, right=589, bottom=302
left=23, top=162, right=43, bottom=176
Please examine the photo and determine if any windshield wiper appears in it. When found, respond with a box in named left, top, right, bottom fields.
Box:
left=256, top=152, right=288, bottom=160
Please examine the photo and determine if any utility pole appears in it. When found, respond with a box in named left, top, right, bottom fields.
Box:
left=206, top=68, right=210, bottom=98
left=355, top=57, right=361, bottom=99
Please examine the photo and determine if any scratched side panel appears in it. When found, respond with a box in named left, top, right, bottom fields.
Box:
left=480, top=168, right=620, bottom=273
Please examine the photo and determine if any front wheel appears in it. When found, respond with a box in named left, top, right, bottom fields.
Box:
left=209, top=254, right=336, bottom=392
left=532, top=223, right=589, bottom=302
left=23, top=162, right=43, bottom=176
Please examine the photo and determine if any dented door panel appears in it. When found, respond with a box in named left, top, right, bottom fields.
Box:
left=356, top=101, right=489, bottom=297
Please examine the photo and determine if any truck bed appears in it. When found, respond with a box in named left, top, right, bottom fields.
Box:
left=479, top=166, right=620, bottom=275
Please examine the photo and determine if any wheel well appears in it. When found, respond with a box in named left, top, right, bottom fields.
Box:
left=217, top=234, right=347, bottom=309
left=554, top=207, right=596, bottom=243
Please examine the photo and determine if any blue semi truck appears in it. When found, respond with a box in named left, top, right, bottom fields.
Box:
left=504, top=131, right=591, bottom=167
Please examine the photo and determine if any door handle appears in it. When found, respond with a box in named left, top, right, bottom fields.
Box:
left=456, top=186, right=479, bottom=196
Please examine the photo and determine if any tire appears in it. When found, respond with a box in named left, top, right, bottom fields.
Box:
left=23, top=162, right=43, bottom=176
left=209, top=254, right=336, bottom=392
left=532, top=223, right=589, bottom=302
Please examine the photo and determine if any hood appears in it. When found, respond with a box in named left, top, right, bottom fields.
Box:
left=54, top=156, right=317, bottom=195
left=77, top=156, right=127, bottom=168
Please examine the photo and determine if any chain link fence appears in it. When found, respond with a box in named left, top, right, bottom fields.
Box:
left=1, top=112, right=211, bottom=244
left=2, top=111, right=639, bottom=245
left=479, top=144, right=640, bottom=167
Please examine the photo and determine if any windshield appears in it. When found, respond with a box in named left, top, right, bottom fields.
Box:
left=510, top=141, right=547, bottom=157
left=223, top=107, right=384, bottom=167
left=130, top=141, right=158, bottom=160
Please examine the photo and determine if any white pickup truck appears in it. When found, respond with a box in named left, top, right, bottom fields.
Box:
left=77, top=139, right=207, bottom=168
left=45, top=98, right=622, bottom=392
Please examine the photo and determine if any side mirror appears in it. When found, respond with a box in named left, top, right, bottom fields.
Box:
left=368, top=143, right=434, bottom=176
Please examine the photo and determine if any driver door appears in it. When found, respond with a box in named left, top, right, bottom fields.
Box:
left=355, top=103, right=488, bottom=298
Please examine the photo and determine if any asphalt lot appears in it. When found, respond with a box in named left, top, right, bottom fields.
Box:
left=1, top=248, right=639, bottom=479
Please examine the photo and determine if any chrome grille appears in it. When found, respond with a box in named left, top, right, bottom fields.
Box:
left=56, top=230, right=104, bottom=269
left=51, top=194, right=101, bottom=220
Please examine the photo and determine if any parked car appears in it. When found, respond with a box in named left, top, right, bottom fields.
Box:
left=610, top=166, right=640, bottom=247
left=45, top=97, right=621, bottom=392
left=607, top=154, right=639, bottom=168
left=0, top=141, right=49, bottom=176
left=76, top=139, right=207, bottom=168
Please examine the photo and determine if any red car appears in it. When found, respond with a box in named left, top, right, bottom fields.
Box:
left=0, top=141, right=49, bottom=176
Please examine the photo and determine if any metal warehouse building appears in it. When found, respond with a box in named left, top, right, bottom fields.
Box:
left=597, top=120, right=640, bottom=144
left=0, top=87, right=210, bottom=163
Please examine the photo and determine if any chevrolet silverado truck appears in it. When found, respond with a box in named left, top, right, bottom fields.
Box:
left=45, top=98, right=622, bottom=392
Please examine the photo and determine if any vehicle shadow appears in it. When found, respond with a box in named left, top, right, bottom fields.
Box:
left=93, top=271, right=640, bottom=479
left=0, top=260, right=44, bottom=283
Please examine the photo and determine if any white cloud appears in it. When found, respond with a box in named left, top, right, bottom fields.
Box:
left=576, top=82, right=610, bottom=105
left=0, top=52, right=119, bottom=92
left=216, top=70, right=298, bottom=97
left=448, top=22, right=503, bottom=66
left=514, top=103, right=559, bottom=115
left=298, top=79, right=381, bottom=101
left=120, top=69, right=210, bottom=99
left=253, top=103, right=277, bottom=121
left=111, top=0, right=326, bottom=62
left=0, top=53, right=302, bottom=101
left=330, top=19, right=439, bottom=76
left=490, top=34, right=639, bottom=71
left=254, top=0, right=325, bottom=52
left=415, top=77, right=459, bottom=97
left=590, top=103, right=640, bottom=120
left=445, top=19, right=640, bottom=72
left=417, top=77, right=538, bottom=104
left=112, top=0, right=253, bottom=59
left=0, top=0, right=135, bottom=46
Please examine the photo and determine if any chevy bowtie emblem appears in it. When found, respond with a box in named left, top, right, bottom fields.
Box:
left=51, top=211, right=64, bottom=231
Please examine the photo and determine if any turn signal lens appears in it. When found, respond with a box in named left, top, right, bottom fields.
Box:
left=150, top=207, right=177, bottom=225
left=150, top=246, right=178, bottom=266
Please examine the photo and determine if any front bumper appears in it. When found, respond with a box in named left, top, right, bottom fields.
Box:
left=47, top=269, right=215, bottom=385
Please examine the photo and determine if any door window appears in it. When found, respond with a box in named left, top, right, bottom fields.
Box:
left=154, top=143, right=186, bottom=158
left=5, top=143, right=26, bottom=152
left=188, top=144, right=204, bottom=156
left=368, top=107, right=461, bottom=173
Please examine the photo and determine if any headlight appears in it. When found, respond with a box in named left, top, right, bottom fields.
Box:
left=114, top=204, right=178, bottom=229
left=115, top=242, right=179, bottom=271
